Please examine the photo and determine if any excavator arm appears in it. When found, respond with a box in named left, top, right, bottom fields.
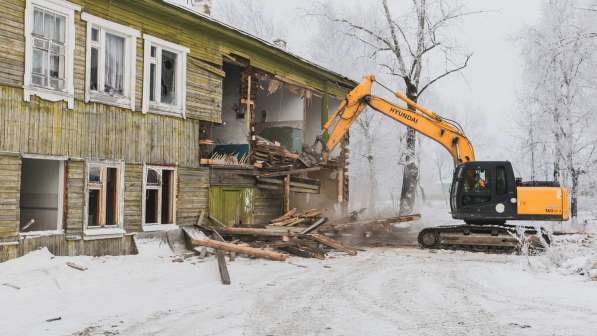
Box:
left=322, top=75, right=475, bottom=165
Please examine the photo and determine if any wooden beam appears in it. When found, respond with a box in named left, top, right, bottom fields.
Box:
left=309, top=234, right=358, bottom=256
left=283, top=175, right=290, bottom=213
left=258, top=167, right=321, bottom=178
left=216, top=227, right=294, bottom=237
left=300, top=217, right=328, bottom=234
left=191, top=238, right=288, bottom=261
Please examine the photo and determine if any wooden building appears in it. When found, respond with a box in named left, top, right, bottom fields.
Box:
left=0, top=0, right=355, bottom=261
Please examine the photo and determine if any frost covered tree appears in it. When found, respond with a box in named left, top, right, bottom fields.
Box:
left=315, top=0, right=475, bottom=216
left=519, top=0, right=597, bottom=219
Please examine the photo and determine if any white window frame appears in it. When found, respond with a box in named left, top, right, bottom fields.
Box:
left=142, top=34, right=188, bottom=117
left=142, top=165, right=177, bottom=231
left=24, top=0, right=80, bottom=109
left=84, top=161, right=125, bottom=238
left=81, top=13, right=139, bottom=110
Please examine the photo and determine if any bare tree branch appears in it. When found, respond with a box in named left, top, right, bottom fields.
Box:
left=417, top=54, right=472, bottom=97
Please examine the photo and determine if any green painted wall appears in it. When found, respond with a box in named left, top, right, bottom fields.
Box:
left=208, top=187, right=254, bottom=226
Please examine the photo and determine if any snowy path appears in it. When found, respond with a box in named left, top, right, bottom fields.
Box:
left=1, top=244, right=596, bottom=336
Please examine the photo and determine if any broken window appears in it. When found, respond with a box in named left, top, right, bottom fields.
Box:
left=144, top=167, right=176, bottom=225
left=143, top=35, right=188, bottom=116
left=19, top=158, right=64, bottom=233
left=87, top=163, right=122, bottom=228
left=82, top=13, right=139, bottom=109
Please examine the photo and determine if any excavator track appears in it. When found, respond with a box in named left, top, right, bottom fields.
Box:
left=417, top=224, right=550, bottom=254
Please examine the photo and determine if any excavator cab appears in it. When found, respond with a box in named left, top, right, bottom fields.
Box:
left=450, top=161, right=569, bottom=224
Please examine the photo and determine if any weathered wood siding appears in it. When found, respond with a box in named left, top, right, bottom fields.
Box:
left=253, top=189, right=282, bottom=225
left=209, top=167, right=256, bottom=187
left=0, top=0, right=24, bottom=88
left=0, top=235, right=137, bottom=262
left=124, top=163, right=143, bottom=233
left=65, top=159, right=85, bottom=236
left=177, top=167, right=209, bottom=226
left=0, top=153, right=20, bottom=238
left=0, top=87, right=201, bottom=166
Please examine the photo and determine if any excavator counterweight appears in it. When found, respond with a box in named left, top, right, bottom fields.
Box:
left=321, top=75, right=569, bottom=253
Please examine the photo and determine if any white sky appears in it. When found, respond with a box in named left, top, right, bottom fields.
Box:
left=250, top=0, right=544, bottom=160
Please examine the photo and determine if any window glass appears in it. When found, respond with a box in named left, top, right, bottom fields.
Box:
left=149, top=63, right=156, bottom=102
left=91, top=27, right=99, bottom=42
left=146, top=169, right=161, bottom=186
left=90, top=47, right=98, bottom=91
left=463, top=168, right=490, bottom=193
left=33, top=9, right=44, bottom=36
left=161, top=49, right=177, bottom=105
left=496, top=166, right=507, bottom=195
left=88, top=166, right=102, bottom=182
left=104, top=33, right=125, bottom=95
left=30, top=7, right=66, bottom=91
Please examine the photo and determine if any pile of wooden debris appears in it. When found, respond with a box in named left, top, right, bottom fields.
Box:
left=181, top=209, right=359, bottom=285
left=253, top=138, right=299, bottom=168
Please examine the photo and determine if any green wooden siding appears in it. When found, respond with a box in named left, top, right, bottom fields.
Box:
left=208, top=186, right=254, bottom=226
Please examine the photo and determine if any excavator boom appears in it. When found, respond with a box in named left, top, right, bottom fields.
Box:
left=322, top=75, right=475, bottom=165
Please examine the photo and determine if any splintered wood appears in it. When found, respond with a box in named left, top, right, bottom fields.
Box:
left=270, top=208, right=323, bottom=227
left=182, top=208, right=360, bottom=266
left=253, top=138, right=299, bottom=168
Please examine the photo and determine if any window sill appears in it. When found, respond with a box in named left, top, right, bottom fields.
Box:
left=142, top=224, right=179, bottom=232
left=83, top=227, right=125, bottom=240
left=88, top=92, right=134, bottom=110
left=24, top=86, right=74, bottom=109
left=20, top=230, right=64, bottom=238
left=147, top=104, right=184, bottom=118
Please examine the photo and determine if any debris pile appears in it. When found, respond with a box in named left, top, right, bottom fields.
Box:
left=181, top=209, right=359, bottom=285
left=269, top=208, right=323, bottom=227
left=253, top=138, right=299, bottom=169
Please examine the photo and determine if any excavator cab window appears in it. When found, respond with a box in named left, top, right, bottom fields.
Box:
left=461, top=168, right=491, bottom=206
left=496, top=166, right=507, bottom=195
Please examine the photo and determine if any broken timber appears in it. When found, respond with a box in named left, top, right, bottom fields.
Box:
left=191, top=238, right=288, bottom=261
left=309, top=234, right=358, bottom=256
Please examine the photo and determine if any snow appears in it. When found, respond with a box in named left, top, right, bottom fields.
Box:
left=2, top=236, right=597, bottom=336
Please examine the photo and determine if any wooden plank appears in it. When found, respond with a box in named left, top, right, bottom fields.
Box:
left=309, top=234, right=358, bottom=256
left=301, top=217, right=328, bottom=234
left=190, top=238, right=288, bottom=261
left=257, top=167, right=322, bottom=178
left=282, top=175, right=290, bottom=213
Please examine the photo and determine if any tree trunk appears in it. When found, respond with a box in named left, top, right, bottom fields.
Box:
left=366, top=134, right=377, bottom=214
left=399, top=89, right=419, bottom=216
left=570, top=167, right=580, bottom=219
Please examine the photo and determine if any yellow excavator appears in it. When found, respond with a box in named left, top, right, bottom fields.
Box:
left=320, top=75, right=569, bottom=252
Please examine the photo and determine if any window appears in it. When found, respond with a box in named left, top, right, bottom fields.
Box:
left=142, top=34, right=189, bottom=116
left=143, top=166, right=176, bottom=227
left=496, top=166, right=507, bottom=195
left=86, top=162, right=124, bottom=230
left=462, top=168, right=491, bottom=206
left=24, top=0, right=80, bottom=108
left=81, top=13, right=139, bottom=110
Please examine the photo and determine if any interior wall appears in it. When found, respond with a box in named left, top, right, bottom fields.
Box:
left=255, top=81, right=304, bottom=127
left=20, top=159, right=61, bottom=231
left=211, top=63, right=247, bottom=144
left=304, top=95, right=323, bottom=148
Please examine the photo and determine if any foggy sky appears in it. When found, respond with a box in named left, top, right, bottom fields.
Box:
left=254, top=0, right=544, bottom=160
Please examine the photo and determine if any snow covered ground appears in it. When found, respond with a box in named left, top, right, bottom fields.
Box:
left=1, top=235, right=597, bottom=336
